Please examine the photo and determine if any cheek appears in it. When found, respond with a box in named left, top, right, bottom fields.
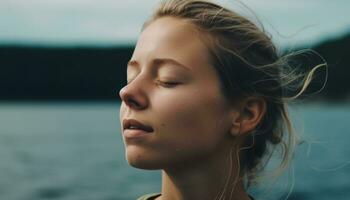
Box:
left=153, top=88, right=229, bottom=150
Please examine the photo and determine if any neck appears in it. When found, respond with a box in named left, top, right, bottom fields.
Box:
left=156, top=147, right=251, bottom=200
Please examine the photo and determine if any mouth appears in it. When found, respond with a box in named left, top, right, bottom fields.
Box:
left=122, top=119, right=154, bottom=138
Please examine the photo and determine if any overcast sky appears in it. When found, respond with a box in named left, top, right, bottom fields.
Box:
left=0, top=0, right=349, bottom=48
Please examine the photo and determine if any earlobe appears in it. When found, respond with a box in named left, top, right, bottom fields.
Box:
left=230, top=121, right=241, bottom=136
left=229, top=97, right=266, bottom=136
left=229, top=108, right=243, bottom=136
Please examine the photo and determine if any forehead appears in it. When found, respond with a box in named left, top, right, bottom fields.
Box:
left=132, top=16, right=212, bottom=71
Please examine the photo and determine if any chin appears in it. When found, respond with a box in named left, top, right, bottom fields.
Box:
left=128, top=161, right=161, bottom=170
left=127, top=157, right=162, bottom=170
left=125, top=149, right=162, bottom=170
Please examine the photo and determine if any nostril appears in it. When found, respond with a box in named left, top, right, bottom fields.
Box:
left=118, top=85, right=147, bottom=110
left=128, top=98, right=141, bottom=108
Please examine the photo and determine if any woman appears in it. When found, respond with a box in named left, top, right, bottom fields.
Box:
left=119, top=0, right=325, bottom=199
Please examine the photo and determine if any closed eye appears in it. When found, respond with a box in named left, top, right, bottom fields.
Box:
left=126, top=78, right=180, bottom=88
left=156, top=80, right=180, bottom=88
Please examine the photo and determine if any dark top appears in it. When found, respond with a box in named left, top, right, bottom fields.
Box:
left=137, top=193, right=255, bottom=200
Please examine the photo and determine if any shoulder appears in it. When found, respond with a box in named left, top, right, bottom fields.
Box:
left=137, top=193, right=161, bottom=200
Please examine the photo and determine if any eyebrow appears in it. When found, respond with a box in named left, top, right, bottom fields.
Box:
left=127, top=58, right=191, bottom=71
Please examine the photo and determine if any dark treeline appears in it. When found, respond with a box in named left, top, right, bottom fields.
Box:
left=0, top=32, right=349, bottom=101
left=306, top=32, right=350, bottom=101
left=0, top=46, right=132, bottom=101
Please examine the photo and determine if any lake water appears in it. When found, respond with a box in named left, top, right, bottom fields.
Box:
left=0, top=102, right=349, bottom=200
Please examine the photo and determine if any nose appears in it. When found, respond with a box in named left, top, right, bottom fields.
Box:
left=119, top=82, right=149, bottom=110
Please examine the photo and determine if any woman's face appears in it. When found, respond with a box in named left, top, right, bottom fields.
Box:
left=119, top=17, right=235, bottom=170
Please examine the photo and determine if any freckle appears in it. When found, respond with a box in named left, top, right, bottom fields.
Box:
left=161, top=123, right=166, bottom=127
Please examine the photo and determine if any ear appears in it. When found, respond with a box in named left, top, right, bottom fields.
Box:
left=230, top=97, right=267, bottom=136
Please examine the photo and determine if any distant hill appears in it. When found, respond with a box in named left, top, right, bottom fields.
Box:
left=310, top=33, right=350, bottom=101
left=0, top=32, right=349, bottom=101
left=0, top=46, right=132, bottom=101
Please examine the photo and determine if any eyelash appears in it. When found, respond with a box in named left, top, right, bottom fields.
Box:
left=126, top=79, right=179, bottom=88
left=156, top=80, right=179, bottom=88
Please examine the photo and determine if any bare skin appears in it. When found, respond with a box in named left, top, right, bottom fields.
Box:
left=156, top=145, right=252, bottom=200
left=119, top=17, right=266, bottom=200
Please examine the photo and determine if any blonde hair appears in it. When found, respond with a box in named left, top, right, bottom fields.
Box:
left=143, top=0, right=326, bottom=194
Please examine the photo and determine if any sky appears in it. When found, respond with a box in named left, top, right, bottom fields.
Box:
left=0, top=0, right=349, bottom=48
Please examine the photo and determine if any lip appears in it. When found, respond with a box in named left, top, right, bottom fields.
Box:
left=123, top=129, right=153, bottom=139
left=122, top=119, right=154, bottom=139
